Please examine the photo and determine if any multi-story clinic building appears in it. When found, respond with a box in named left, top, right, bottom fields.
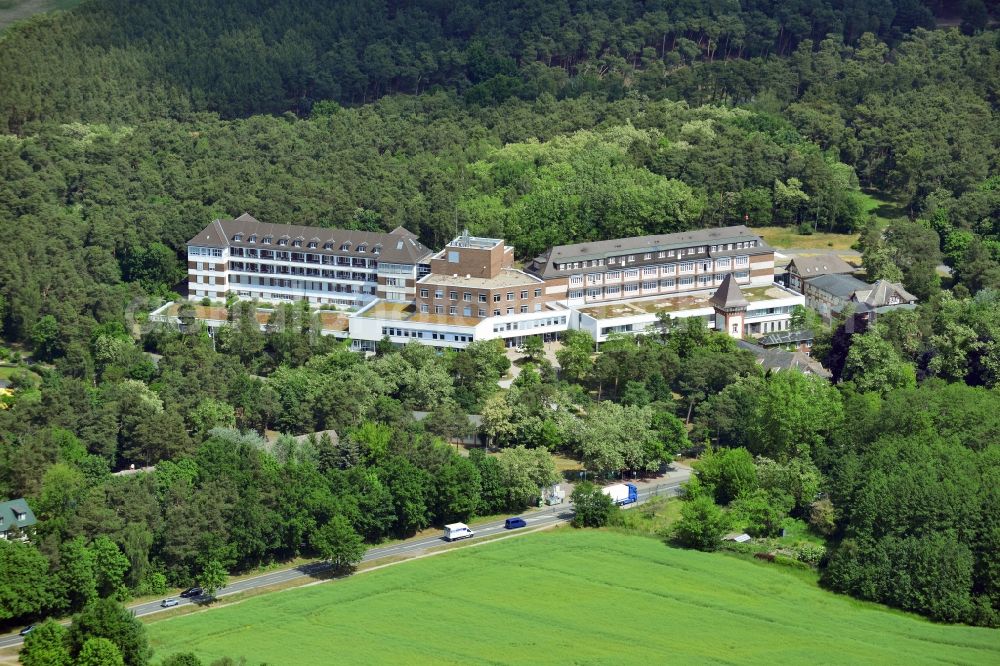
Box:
left=186, top=214, right=433, bottom=308
left=171, top=215, right=804, bottom=350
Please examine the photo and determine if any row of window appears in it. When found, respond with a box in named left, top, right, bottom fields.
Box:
left=745, top=306, right=792, bottom=319
left=492, top=316, right=567, bottom=333
left=381, top=327, right=473, bottom=343
left=190, top=247, right=224, bottom=257
left=553, top=241, right=759, bottom=271
left=570, top=258, right=750, bottom=284
left=231, top=248, right=379, bottom=268
left=234, top=233, right=383, bottom=254
left=570, top=271, right=750, bottom=300
left=230, top=276, right=377, bottom=295
left=419, top=288, right=543, bottom=301
left=231, top=291, right=362, bottom=308
left=418, top=303, right=545, bottom=317
left=229, top=264, right=376, bottom=282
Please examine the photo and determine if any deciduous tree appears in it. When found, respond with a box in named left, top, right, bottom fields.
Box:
left=310, top=516, right=365, bottom=573
left=570, top=482, right=615, bottom=528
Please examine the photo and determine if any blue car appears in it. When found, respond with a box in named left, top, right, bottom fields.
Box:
left=504, top=517, right=527, bottom=529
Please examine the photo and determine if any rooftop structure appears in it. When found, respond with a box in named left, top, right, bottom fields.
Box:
left=427, top=230, right=515, bottom=280
left=446, top=232, right=503, bottom=250
left=709, top=274, right=749, bottom=310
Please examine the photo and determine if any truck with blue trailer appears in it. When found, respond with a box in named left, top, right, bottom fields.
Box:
left=601, top=483, right=639, bottom=506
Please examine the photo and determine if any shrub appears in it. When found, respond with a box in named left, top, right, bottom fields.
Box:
left=674, top=495, right=729, bottom=551
left=792, top=542, right=827, bottom=566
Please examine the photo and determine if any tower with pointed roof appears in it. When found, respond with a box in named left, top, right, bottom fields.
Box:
left=710, top=274, right=749, bottom=338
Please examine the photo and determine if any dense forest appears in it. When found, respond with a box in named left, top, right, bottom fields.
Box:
left=0, top=0, right=997, bottom=656
left=0, top=14, right=997, bottom=351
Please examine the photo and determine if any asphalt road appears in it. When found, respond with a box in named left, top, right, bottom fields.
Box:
left=0, top=474, right=688, bottom=650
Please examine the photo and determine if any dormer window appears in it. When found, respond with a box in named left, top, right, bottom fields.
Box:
left=292, top=239, right=302, bottom=248
left=357, top=243, right=367, bottom=253
left=372, top=244, right=381, bottom=255
left=308, top=241, right=317, bottom=249
left=278, top=238, right=288, bottom=246
left=341, top=242, right=352, bottom=251
left=323, top=242, right=333, bottom=250
left=263, top=236, right=272, bottom=244
left=233, top=233, right=243, bottom=242
left=247, top=235, right=256, bottom=243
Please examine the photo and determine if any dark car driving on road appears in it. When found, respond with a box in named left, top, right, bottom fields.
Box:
left=19, top=625, right=34, bottom=636
left=179, top=587, right=203, bottom=598
left=504, top=517, right=527, bottom=529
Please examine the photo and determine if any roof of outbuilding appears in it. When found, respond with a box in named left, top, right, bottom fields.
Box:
left=736, top=340, right=832, bottom=378
left=788, top=254, right=855, bottom=277
left=853, top=280, right=918, bottom=308
left=807, top=273, right=872, bottom=300
left=0, top=498, right=37, bottom=532
left=186, top=214, right=432, bottom=265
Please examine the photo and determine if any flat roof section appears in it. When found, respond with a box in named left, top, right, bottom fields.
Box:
left=360, top=300, right=414, bottom=321
left=357, top=300, right=480, bottom=327
left=162, top=303, right=350, bottom=332
left=577, top=285, right=795, bottom=320
left=420, top=268, right=542, bottom=290
left=447, top=234, right=503, bottom=250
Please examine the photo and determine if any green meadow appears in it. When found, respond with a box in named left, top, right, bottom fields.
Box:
left=148, top=529, right=1000, bottom=665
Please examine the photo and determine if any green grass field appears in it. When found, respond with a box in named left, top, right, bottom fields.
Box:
left=751, top=226, right=859, bottom=251
left=147, top=530, right=1000, bottom=665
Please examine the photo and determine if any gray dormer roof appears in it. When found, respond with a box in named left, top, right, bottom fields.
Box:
left=807, top=273, right=871, bottom=300
left=526, top=225, right=770, bottom=279
left=187, top=215, right=432, bottom=265
left=788, top=254, right=855, bottom=278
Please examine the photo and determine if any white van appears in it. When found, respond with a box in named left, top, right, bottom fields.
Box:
left=443, top=523, right=475, bottom=541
